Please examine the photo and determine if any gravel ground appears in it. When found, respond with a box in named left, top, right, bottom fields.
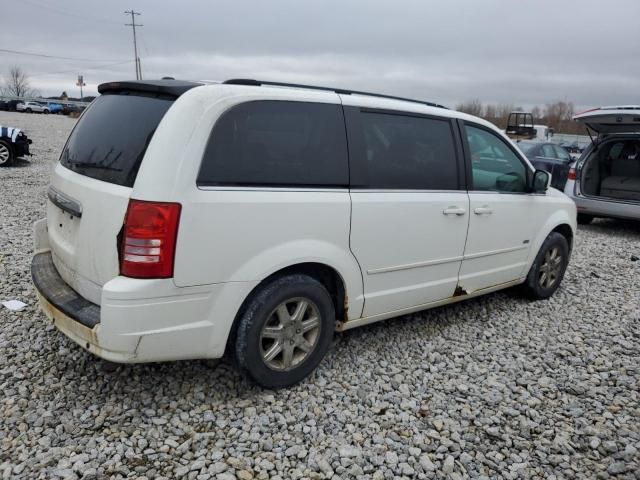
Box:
left=0, top=111, right=638, bottom=479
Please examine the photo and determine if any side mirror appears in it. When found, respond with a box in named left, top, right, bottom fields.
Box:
left=532, top=169, right=551, bottom=193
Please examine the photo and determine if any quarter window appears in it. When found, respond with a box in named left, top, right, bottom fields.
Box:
left=553, top=145, right=571, bottom=162
left=353, top=111, right=458, bottom=190
left=197, top=101, right=348, bottom=187
left=541, top=144, right=556, bottom=158
left=465, top=125, right=528, bottom=193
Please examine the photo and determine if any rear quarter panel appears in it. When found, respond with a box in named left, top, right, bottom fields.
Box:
left=132, top=85, right=366, bottom=320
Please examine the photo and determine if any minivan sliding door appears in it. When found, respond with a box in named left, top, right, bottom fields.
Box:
left=345, top=106, right=469, bottom=318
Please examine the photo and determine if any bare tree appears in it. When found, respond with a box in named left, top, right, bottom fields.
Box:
left=456, top=99, right=484, bottom=117
left=544, top=101, right=574, bottom=129
left=2, top=66, right=36, bottom=97
left=531, top=105, right=542, bottom=121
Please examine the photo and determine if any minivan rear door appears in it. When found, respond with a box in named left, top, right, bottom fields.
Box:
left=574, top=106, right=640, bottom=135
left=47, top=82, right=198, bottom=304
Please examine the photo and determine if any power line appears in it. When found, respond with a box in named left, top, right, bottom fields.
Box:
left=20, top=0, right=121, bottom=25
left=31, top=60, right=134, bottom=78
left=0, top=48, right=119, bottom=63
left=124, top=10, right=143, bottom=80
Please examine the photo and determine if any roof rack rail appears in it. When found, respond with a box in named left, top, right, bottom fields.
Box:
left=223, top=78, right=447, bottom=109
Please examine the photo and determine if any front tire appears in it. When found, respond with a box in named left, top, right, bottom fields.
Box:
left=43, top=109, right=49, bottom=114
left=25, top=108, right=32, bottom=113
left=522, top=232, right=569, bottom=300
left=235, top=274, right=334, bottom=388
left=0, top=140, right=14, bottom=167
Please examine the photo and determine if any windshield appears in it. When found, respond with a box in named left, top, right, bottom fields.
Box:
left=60, top=93, right=173, bottom=187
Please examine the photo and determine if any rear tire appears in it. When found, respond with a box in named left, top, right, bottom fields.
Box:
left=234, top=274, right=334, bottom=388
left=577, top=213, right=594, bottom=225
left=521, top=232, right=569, bottom=300
left=0, top=140, right=14, bottom=167
left=43, top=109, right=49, bottom=114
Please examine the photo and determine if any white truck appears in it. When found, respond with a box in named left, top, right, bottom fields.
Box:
left=505, top=112, right=553, bottom=141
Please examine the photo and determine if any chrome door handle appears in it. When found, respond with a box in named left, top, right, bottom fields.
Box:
left=442, top=206, right=466, bottom=216
left=474, top=206, right=493, bottom=215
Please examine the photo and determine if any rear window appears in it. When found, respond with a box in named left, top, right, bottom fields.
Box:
left=197, top=101, right=348, bottom=187
left=60, top=93, right=173, bottom=187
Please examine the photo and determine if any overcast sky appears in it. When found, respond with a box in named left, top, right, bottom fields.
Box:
left=3, top=0, right=639, bottom=109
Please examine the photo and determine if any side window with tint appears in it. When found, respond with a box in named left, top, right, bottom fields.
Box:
left=465, top=125, right=528, bottom=193
left=553, top=145, right=571, bottom=162
left=353, top=111, right=458, bottom=189
left=198, top=101, right=348, bottom=187
left=541, top=144, right=556, bottom=158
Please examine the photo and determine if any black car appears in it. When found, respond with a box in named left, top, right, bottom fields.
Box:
left=517, top=141, right=572, bottom=190
left=0, top=126, right=32, bottom=166
left=61, top=103, right=86, bottom=115
left=0, top=100, right=23, bottom=112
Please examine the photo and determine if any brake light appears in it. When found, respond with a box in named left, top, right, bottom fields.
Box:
left=567, top=168, right=577, bottom=181
left=120, top=200, right=181, bottom=278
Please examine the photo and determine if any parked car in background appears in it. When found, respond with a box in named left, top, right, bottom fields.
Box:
left=61, top=103, right=86, bottom=116
left=565, top=106, right=640, bottom=224
left=561, top=143, right=582, bottom=161
left=47, top=103, right=63, bottom=114
left=32, top=78, right=576, bottom=388
left=1, top=100, right=23, bottom=112
left=0, top=125, right=32, bottom=166
left=17, top=101, right=50, bottom=114
left=7, top=100, right=22, bottom=112
left=517, top=141, right=573, bottom=190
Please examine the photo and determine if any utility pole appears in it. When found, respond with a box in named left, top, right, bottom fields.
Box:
left=76, top=75, right=86, bottom=100
left=124, top=9, right=143, bottom=80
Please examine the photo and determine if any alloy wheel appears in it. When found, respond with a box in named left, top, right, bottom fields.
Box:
left=259, top=297, right=322, bottom=371
left=0, top=143, right=10, bottom=164
left=538, top=246, right=563, bottom=289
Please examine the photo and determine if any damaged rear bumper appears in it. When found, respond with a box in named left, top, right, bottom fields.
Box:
left=31, top=251, right=138, bottom=362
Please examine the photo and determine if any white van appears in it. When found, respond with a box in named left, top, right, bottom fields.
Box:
left=32, top=79, right=576, bottom=387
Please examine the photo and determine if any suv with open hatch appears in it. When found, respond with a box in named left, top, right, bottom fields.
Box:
left=32, top=79, right=576, bottom=388
left=564, top=106, right=640, bottom=224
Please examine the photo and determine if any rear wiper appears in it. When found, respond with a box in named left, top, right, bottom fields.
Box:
left=66, top=161, right=122, bottom=171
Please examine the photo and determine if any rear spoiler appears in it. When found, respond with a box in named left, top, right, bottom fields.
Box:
left=98, top=80, right=203, bottom=98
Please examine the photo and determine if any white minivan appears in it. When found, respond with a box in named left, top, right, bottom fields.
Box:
left=33, top=79, right=576, bottom=387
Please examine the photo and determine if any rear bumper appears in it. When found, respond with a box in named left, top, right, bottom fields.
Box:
left=32, top=219, right=257, bottom=363
left=32, top=251, right=138, bottom=362
left=566, top=183, right=640, bottom=220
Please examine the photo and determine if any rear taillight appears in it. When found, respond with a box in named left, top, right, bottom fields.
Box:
left=120, top=200, right=181, bottom=278
left=567, top=168, right=577, bottom=181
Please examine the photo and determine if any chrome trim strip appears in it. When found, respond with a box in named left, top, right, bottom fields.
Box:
left=367, top=255, right=464, bottom=275
left=47, top=186, right=82, bottom=218
left=462, top=244, right=529, bottom=260
left=368, top=244, right=529, bottom=275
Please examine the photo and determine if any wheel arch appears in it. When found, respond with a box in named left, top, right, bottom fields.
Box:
left=525, top=209, right=576, bottom=273
left=551, top=223, right=574, bottom=253
left=225, top=261, right=352, bottom=356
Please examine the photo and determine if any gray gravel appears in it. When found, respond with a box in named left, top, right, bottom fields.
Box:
left=1, top=111, right=639, bottom=479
